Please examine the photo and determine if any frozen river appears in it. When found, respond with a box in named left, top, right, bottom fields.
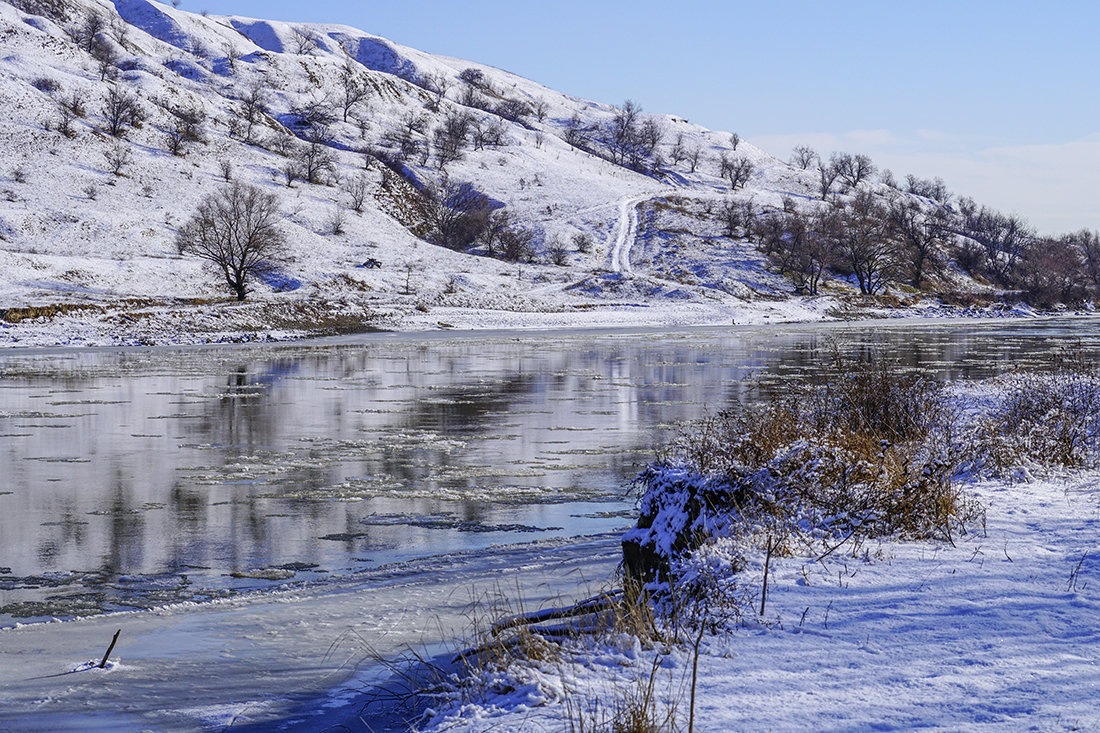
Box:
left=2, top=318, right=1100, bottom=730
left=3, top=318, right=1100, bottom=624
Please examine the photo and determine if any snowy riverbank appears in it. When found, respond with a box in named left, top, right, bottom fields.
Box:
left=420, top=472, right=1100, bottom=732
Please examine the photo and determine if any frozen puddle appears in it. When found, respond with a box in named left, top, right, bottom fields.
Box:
left=0, top=534, right=621, bottom=731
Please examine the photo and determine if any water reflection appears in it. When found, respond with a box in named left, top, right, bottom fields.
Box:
left=2, top=318, right=1100, bottom=622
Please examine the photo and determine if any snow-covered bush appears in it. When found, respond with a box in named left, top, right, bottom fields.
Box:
left=972, top=360, right=1100, bottom=471
left=624, top=353, right=976, bottom=592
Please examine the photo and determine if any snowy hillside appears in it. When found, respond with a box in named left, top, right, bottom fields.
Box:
left=0, top=0, right=858, bottom=345
left=0, top=0, right=1053, bottom=347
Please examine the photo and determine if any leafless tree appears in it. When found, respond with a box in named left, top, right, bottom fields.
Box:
left=74, top=11, right=105, bottom=52
left=719, top=198, right=754, bottom=238
left=499, top=224, right=534, bottom=262
left=292, top=27, right=321, bottom=55
left=1018, top=236, right=1087, bottom=306
left=547, top=240, right=569, bottom=265
left=754, top=204, right=838, bottom=296
left=338, top=56, right=370, bottom=122
left=494, top=98, right=531, bottom=124
left=294, top=127, right=336, bottom=184
left=572, top=231, right=594, bottom=254
left=670, top=133, right=687, bottom=167
left=729, top=132, right=740, bottom=150
left=101, top=85, right=143, bottom=137
left=718, top=154, right=754, bottom=190
left=426, top=179, right=493, bottom=249
left=326, top=205, right=345, bottom=235
left=458, top=67, right=486, bottom=87
left=104, top=142, right=132, bottom=175
left=886, top=196, right=951, bottom=288
left=420, top=70, right=450, bottom=109
left=433, top=111, right=473, bottom=168
left=833, top=152, right=876, bottom=188
left=218, top=158, right=232, bottom=182
left=816, top=158, right=841, bottom=200
left=1067, top=229, right=1100, bottom=294
left=686, top=146, right=702, bottom=173
left=175, top=182, right=287, bottom=301
left=342, top=174, right=368, bottom=213
left=223, top=42, right=242, bottom=72
left=165, top=125, right=187, bottom=155
left=472, top=117, right=506, bottom=150
left=791, top=145, right=817, bottom=170
left=237, top=81, right=268, bottom=143
left=90, top=36, right=118, bottom=81
left=563, top=112, right=585, bottom=147
left=904, top=174, right=950, bottom=203
left=834, top=190, right=894, bottom=294
left=532, top=98, right=549, bottom=123
left=954, top=198, right=1033, bottom=287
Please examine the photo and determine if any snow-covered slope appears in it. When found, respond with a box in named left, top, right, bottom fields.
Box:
left=0, top=0, right=959, bottom=346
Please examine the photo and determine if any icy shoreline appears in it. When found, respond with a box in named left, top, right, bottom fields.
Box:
left=0, top=292, right=1063, bottom=350
left=0, top=534, right=621, bottom=731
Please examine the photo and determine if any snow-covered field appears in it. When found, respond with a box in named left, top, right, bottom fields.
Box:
left=420, top=473, right=1100, bottom=733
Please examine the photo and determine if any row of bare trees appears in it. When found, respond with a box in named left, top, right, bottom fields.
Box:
left=753, top=188, right=1100, bottom=306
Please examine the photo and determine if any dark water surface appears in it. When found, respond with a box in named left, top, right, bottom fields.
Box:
left=3, top=318, right=1098, bottom=623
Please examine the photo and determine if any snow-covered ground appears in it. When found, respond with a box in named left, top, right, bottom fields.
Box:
left=420, top=473, right=1100, bottom=732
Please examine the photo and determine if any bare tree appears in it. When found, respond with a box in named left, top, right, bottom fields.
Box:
left=563, top=113, right=585, bottom=147
left=670, top=133, right=687, bottom=167
left=222, top=42, right=242, bottom=72
left=886, top=197, right=951, bottom=288
left=718, top=154, right=754, bottom=190
left=295, top=127, right=336, bottom=184
left=458, top=67, right=486, bottom=87
left=719, top=198, right=754, bottom=238
left=532, top=98, right=549, bottom=123
left=420, top=70, right=451, bottom=109
left=74, top=11, right=105, bottom=52
left=238, top=81, right=268, bottom=143
left=791, top=145, right=817, bottom=170
left=325, top=205, right=345, bottom=235
left=101, top=85, right=143, bottom=137
left=729, top=132, right=740, bottom=150
left=572, top=231, right=593, bottom=254
left=955, top=198, right=1033, bottom=287
left=754, top=205, right=838, bottom=296
left=338, top=56, right=370, bottom=122
left=433, top=111, right=473, bottom=168
left=832, top=152, right=876, bottom=189
left=1067, top=229, right=1100, bottom=294
left=175, top=182, right=287, bottom=301
left=292, top=27, right=321, bottom=55
left=494, top=98, right=531, bottom=124
left=816, top=158, right=841, bottom=200
left=104, top=142, right=132, bottom=175
left=90, top=36, right=119, bottom=81
left=426, top=179, right=493, bottom=249
left=834, top=190, right=894, bottom=295
left=218, top=158, right=232, bottom=182
left=499, top=224, right=534, bottom=262
left=686, top=146, right=702, bottom=173
left=342, top=174, right=368, bottom=213
left=904, top=174, right=950, bottom=203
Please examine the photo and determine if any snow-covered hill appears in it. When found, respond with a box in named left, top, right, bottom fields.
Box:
left=0, top=0, right=991, bottom=346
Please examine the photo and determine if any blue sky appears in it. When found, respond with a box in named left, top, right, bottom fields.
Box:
left=195, top=0, right=1099, bottom=233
